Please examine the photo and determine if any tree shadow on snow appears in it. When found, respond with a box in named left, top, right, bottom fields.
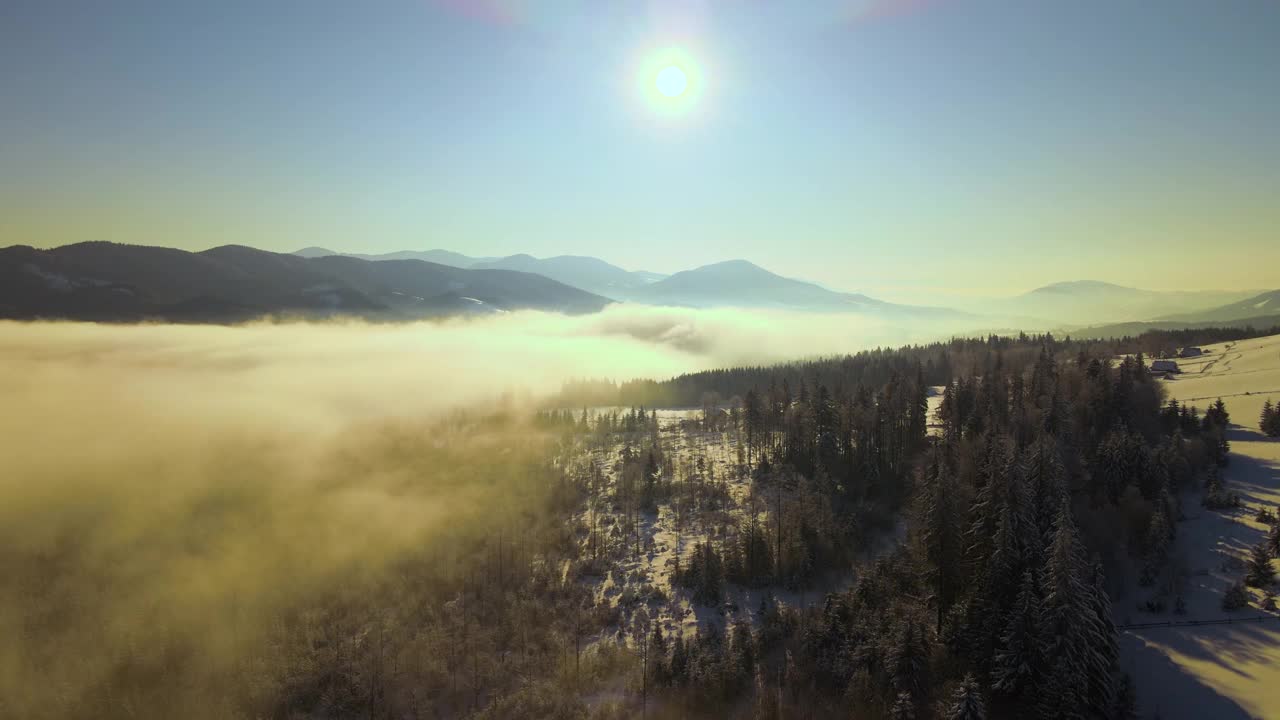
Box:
left=1227, top=426, right=1279, bottom=445
left=1121, top=631, right=1257, bottom=719
left=1223, top=439, right=1280, bottom=510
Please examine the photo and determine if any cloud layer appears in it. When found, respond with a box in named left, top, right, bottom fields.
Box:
left=0, top=308, right=934, bottom=717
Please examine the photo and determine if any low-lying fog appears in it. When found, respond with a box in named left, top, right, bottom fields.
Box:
left=0, top=306, right=950, bottom=717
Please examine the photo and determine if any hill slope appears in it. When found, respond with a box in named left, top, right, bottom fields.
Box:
left=628, top=259, right=962, bottom=317
left=969, top=280, right=1257, bottom=325
left=1, top=243, right=610, bottom=322
left=1061, top=314, right=1280, bottom=340
left=470, top=254, right=663, bottom=298
left=1153, top=289, right=1280, bottom=324
left=294, top=248, right=665, bottom=295
left=293, top=247, right=493, bottom=268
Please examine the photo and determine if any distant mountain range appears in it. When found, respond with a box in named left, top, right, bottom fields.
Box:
left=471, top=254, right=666, bottom=298
left=0, top=243, right=609, bottom=322
left=294, top=247, right=665, bottom=298
left=294, top=249, right=1275, bottom=325
left=4, top=241, right=1275, bottom=329
left=1066, top=313, right=1280, bottom=341
left=970, top=280, right=1261, bottom=326
left=1152, top=289, right=1280, bottom=324
left=294, top=249, right=965, bottom=317
left=627, top=260, right=967, bottom=317
left=294, top=246, right=499, bottom=268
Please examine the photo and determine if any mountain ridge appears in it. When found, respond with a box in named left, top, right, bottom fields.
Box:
left=0, top=242, right=610, bottom=322
left=630, top=259, right=966, bottom=317
left=1152, top=289, right=1280, bottom=324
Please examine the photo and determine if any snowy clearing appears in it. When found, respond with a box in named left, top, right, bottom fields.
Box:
left=1122, top=333, right=1280, bottom=720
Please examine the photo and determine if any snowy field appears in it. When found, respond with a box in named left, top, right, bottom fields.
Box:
left=1121, top=334, right=1280, bottom=719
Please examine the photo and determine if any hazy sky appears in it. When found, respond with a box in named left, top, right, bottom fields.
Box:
left=2, top=1, right=1277, bottom=298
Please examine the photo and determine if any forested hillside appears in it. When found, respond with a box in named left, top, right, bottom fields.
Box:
left=252, top=328, right=1259, bottom=719
left=12, top=327, right=1267, bottom=719
left=527, top=333, right=1235, bottom=718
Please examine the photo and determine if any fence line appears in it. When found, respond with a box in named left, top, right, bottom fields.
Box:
left=1172, top=389, right=1280, bottom=403
left=1118, top=614, right=1280, bottom=631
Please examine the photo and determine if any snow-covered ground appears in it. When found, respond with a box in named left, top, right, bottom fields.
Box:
left=1121, top=334, right=1280, bottom=719
left=926, top=384, right=947, bottom=436
left=569, top=409, right=866, bottom=653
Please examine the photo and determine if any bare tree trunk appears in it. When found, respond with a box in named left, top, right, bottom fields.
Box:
left=775, top=484, right=783, bottom=582
left=641, top=631, right=648, bottom=719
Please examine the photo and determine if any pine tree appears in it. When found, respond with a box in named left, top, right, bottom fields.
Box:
left=1023, top=436, right=1067, bottom=540
left=1206, top=398, right=1231, bottom=428
left=729, top=615, right=756, bottom=683
left=1246, top=541, right=1275, bottom=587
left=891, top=690, right=917, bottom=720
left=1262, top=399, right=1280, bottom=438
left=1268, top=523, right=1280, bottom=557
left=1085, top=560, right=1119, bottom=717
left=945, top=674, right=987, bottom=720
left=991, top=570, right=1042, bottom=700
left=650, top=623, right=669, bottom=686
left=887, top=620, right=929, bottom=698
left=744, top=389, right=764, bottom=461
left=1037, top=651, right=1087, bottom=720
left=966, top=438, right=1026, bottom=575
left=1140, top=506, right=1172, bottom=586
left=987, top=499, right=1034, bottom=610
left=1037, top=502, right=1095, bottom=719
left=920, top=450, right=962, bottom=631
left=1222, top=581, right=1249, bottom=611
left=670, top=631, right=688, bottom=685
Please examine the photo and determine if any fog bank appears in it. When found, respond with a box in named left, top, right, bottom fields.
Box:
left=0, top=306, right=933, bottom=717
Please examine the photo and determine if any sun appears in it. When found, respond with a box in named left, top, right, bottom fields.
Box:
left=655, top=65, right=688, bottom=98
left=637, top=47, right=704, bottom=118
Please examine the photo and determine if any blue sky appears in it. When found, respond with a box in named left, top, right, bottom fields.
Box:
left=2, top=0, right=1277, bottom=299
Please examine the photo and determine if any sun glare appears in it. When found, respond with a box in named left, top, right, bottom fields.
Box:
left=637, top=47, right=704, bottom=118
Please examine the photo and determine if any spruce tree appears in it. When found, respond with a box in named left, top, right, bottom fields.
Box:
left=945, top=674, right=987, bottom=720
left=650, top=623, right=669, bottom=686
left=1263, top=400, right=1280, bottom=437
left=887, top=620, right=929, bottom=698
left=1141, top=506, right=1172, bottom=586
left=1246, top=541, right=1275, bottom=587
left=1023, top=436, right=1067, bottom=541
left=670, top=631, right=688, bottom=685
left=729, top=615, right=756, bottom=683
left=891, top=690, right=917, bottom=720
left=920, top=450, right=962, bottom=631
left=1037, top=502, right=1094, bottom=719
left=1085, top=560, right=1119, bottom=716
left=1037, top=652, right=1088, bottom=720
left=991, top=570, right=1042, bottom=700
left=1206, top=398, right=1231, bottom=428
left=1222, top=581, right=1249, bottom=611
